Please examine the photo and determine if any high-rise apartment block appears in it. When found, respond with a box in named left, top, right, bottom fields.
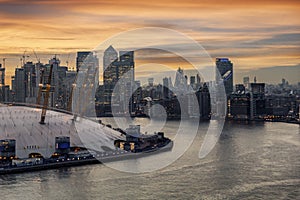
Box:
left=216, top=58, right=233, bottom=96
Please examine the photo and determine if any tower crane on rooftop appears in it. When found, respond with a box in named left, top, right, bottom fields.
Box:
left=21, top=50, right=30, bottom=66
left=32, top=49, right=40, bottom=64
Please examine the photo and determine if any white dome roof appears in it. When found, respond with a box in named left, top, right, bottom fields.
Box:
left=0, top=105, right=122, bottom=158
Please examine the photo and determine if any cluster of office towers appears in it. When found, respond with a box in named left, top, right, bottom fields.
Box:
left=1, top=46, right=298, bottom=121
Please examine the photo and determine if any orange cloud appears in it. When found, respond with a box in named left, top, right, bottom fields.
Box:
left=0, top=0, right=299, bottom=84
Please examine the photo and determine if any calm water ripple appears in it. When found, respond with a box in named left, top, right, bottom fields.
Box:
left=1, top=120, right=299, bottom=200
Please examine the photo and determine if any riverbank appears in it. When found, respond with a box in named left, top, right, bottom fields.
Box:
left=0, top=141, right=173, bottom=175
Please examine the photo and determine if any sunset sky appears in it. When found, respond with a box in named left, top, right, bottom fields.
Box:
left=0, top=0, right=299, bottom=85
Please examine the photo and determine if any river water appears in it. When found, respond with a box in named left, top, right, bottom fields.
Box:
left=0, top=119, right=299, bottom=200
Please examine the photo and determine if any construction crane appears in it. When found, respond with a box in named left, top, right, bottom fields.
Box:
left=21, top=50, right=30, bottom=67
left=39, top=63, right=53, bottom=124
left=32, top=49, right=40, bottom=63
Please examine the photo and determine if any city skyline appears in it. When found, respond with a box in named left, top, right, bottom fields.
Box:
left=0, top=50, right=299, bottom=87
left=1, top=1, right=299, bottom=199
left=0, top=0, right=299, bottom=85
left=2, top=47, right=298, bottom=123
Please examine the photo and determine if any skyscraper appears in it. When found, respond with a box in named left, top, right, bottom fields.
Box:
left=118, top=51, right=134, bottom=113
left=163, top=77, right=170, bottom=99
left=103, top=46, right=135, bottom=114
left=190, top=76, right=195, bottom=85
left=103, top=45, right=118, bottom=73
left=148, top=78, right=154, bottom=87
left=196, top=74, right=201, bottom=85
left=0, top=64, right=5, bottom=102
left=168, top=77, right=173, bottom=88
left=250, top=83, right=266, bottom=119
left=0, top=63, right=9, bottom=102
left=103, top=46, right=120, bottom=90
left=250, top=83, right=265, bottom=95
left=174, top=67, right=185, bottom=88
left=14, top=68, right=25, bottom=102
left=23, top=62, right=37, bottom=103
left=0, top=63, right=5, bottom=85
left=228, top=92, right=251, bottom=120
left=216, top=58, right=233, bottom=96
left=76, top=51, right=92, bottom=72
left=196, top=83, right=211, bottom=120
left=104, top=51, right=134, bottom=91
left=73, top=52, right=99, bottom=115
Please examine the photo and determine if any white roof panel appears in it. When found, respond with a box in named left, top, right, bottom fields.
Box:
left=0, top=105, right=122, bottom=158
